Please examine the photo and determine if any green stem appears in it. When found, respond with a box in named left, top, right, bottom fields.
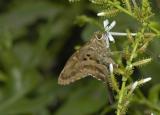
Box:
left=116, top=30, right=141, bottom=115
left=117, top=77, right=127, bottom=115
left=148, top=24, right=160, bottom=34
left=108, top=1, right=160, bottom=35
left=124, top=0, right=132, bottom=12
left=108, top=1, right=134, bottom=18
left=129, top=41, right=138, bottom=62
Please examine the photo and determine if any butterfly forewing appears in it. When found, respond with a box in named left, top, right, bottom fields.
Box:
left=58, top=32, right=115, bottom=85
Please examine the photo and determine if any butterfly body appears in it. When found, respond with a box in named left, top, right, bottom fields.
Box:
left=58, top=32, right=115, bottom=85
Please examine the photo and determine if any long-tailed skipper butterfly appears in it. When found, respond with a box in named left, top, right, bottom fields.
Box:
left=58, top=31, right=115, bottom=85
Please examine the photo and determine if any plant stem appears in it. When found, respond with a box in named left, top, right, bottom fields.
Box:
left=117, top=77, right=127, bottom=115
left=129, top=41, right=138, bottom=62
left=108, top=1, right=134, bottom=18
left=116, top=29, right=141, bottom=115
left=148, top=24, right=160, bottom=34
left=108, top=1, right=160, bottom=35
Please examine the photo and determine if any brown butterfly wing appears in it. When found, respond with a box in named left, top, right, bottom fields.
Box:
left=58, top=32, right=114, bottom=85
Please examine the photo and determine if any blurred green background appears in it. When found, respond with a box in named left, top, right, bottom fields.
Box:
left=0, top=0, right=159, bottom=115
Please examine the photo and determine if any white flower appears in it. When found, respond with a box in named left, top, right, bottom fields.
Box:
left=109, top=63, right=113, bottom=74
left=103, top=19, right=137, bottom=47
left=103, top=19, right=116, bottom=46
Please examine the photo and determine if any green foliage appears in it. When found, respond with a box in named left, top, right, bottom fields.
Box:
left=0, top=0, right=87, bottom=114
left=0, top=0, right=160, bottom=115
left=69, top=0, right=160, bottom=115
left=55, top=81, right=107, bottom=115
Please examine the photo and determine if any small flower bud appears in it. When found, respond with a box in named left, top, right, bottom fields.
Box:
left=131, top=81, right=138, bottom=92
left=132, top=58, right=152, bottom=67
left=138, top=77, right=152, bottom=85
left=109, top=63, right=114, bottom=74
left=97, top=12, right=106, bottom=16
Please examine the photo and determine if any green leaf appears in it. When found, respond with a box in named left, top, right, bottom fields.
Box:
left=0, top=79, right=56, bottom=115
left=0, top=1, right=62, bottom=39
left=55, top=81, right=108, bottom=115
left=148, top=84, right=160, bottom=104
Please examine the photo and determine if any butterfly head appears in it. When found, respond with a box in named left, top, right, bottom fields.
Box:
left=94, top=31, right=109, bottom=48
left=95, top=32, right=104, bottom=40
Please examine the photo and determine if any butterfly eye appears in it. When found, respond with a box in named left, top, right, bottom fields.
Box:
left=95, top=33, right=103, bottom=40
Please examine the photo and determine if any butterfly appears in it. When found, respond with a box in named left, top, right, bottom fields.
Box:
left=58, top=31, right=116, bottom=85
